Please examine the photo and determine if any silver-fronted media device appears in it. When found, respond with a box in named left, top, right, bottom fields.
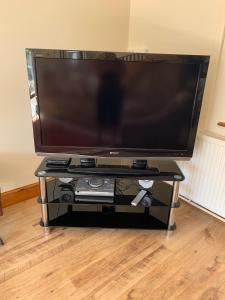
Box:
left=75, top=177, right=115, bottom=197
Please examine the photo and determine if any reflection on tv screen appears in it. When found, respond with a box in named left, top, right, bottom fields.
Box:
left=35, top=57, right=200, bottom=150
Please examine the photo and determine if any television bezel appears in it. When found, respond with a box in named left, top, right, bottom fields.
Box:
left=26, top=48, right=210, bottom=159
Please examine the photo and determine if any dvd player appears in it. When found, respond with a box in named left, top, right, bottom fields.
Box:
left=75, top=177, right=115, bottom=197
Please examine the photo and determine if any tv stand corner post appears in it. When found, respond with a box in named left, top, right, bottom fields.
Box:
left=168, top=181, right=180, bottom=231
left=39, top=177, right=50, bottom=234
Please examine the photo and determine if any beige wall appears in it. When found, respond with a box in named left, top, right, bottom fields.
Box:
left=1, top=0, right=225, bottom=192
left=207, top=27, right=225, bottom=137
left=0, top=0, right=130, bottom=192
left=128, top=0, right=225, bottom=135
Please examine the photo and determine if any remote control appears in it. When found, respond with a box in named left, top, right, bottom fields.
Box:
left=131, top=190, right=148, bottom=206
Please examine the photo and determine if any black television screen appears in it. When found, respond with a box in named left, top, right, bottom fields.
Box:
left=26, top=49, right=209, bottom=158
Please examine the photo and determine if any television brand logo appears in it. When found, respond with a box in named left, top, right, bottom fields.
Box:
left=110, top=152, right=119, bottom=155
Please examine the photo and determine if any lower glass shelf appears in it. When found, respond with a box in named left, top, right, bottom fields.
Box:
left=42, top=210, right=168, bottom=230
left=44, top=201, right=171, bottom=229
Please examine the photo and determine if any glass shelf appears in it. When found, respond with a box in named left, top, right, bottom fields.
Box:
left=44, top=211, right=168, bottom=230
left=39, top=179, right=173, bottom=208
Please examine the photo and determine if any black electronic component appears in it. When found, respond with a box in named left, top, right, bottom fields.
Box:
left=68, top=166, right=159, bottom=176
left=58, top=184, right=75, bottom=203
left=76, top=196, right=114, bottom=204
left=141, top=194, right=153, bottom=207
left=80, top=158, right=96, bottom=168
left=132, top=160, right=147, bottom=169
left=46, top=158, right=71, bottom=168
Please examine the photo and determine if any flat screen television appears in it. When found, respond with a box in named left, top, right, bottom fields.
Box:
left=26, top=49, right=209, bottom=159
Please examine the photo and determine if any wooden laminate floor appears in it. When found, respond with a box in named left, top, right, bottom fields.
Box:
left=0, top=199, right=225, bottom=300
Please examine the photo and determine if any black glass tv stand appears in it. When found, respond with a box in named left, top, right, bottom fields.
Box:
left=35, top=157, right=184, bottom=234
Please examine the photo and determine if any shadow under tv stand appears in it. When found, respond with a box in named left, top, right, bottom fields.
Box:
left=35, top=158, right=185, bottom=234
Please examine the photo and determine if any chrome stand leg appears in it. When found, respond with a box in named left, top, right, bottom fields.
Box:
left=168, top=181, right=180, bottom=231
left=44, top=227, right=50, bottom=235
left=40, top=177, right=50, bottom=235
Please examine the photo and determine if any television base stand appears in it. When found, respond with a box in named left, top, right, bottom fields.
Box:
left=36, top=158, right=184, bottom=233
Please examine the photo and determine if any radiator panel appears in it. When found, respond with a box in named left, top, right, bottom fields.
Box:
left=178, top=134, right=225, bottom=218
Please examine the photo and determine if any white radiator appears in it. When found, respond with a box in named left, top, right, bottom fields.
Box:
left=178, top=134, right=225, bottom=218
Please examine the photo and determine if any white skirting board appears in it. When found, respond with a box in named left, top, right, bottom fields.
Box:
left=177, top=134, right=225, bottom=219
left=180, top=195, right=225, bottom=223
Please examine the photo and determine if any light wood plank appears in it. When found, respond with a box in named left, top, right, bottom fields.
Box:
left=0, top=199, right=224, bottom=300
left=117, top=221, right=225, bottom=300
